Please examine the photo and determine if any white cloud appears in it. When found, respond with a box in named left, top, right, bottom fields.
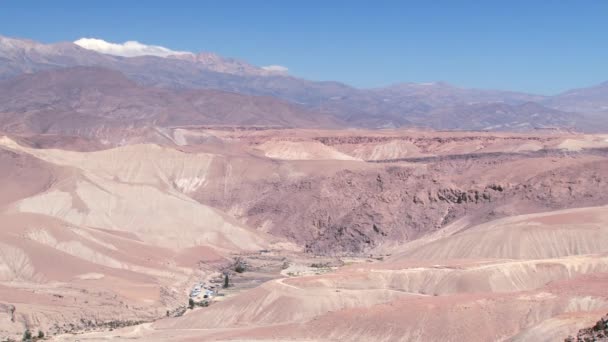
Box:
left=261, top=65, right=289, bottom=73
left=74, top=38, right=191, bottom=57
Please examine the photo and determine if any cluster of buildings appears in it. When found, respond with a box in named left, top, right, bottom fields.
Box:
left=190, top=283, right=216, bottom=299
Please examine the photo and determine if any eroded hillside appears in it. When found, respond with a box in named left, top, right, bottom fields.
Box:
left=185, top=129, right=608, bottom=253
left=1, top=128, right=608, bottom=341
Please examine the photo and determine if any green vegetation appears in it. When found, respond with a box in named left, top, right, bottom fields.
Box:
left=188, top=298, right=210, bottom=310
left=233, top=257, right=247, bottom=273
left=22, top=329, right=31, bottom=341
left=223, top=274, right=230, bottom=288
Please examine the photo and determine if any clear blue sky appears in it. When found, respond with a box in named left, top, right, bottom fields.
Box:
left=1, top=0, right=607, bottom=94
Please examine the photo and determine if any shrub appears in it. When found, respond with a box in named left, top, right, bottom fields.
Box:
left=233, top=257, right=247, bottom=273
left=37, top=331, right=44, bottom=339
left=223, top=274, right=230, bottom=288
left=22, top=329, right=31, bottom=341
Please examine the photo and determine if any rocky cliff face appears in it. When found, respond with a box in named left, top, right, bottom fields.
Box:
left=192, top=133, right=608, bottom=254
left=257, top=158, right=607, bottom=254
left=566, top=314, right=608, bottom=341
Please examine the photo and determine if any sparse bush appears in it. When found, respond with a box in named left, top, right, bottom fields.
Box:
left=188, top=298, right=194, bottom=309
left=173, top=306, right=187, bottom=317
left=8, top=305, right=15, bottom=322
left=22, top=329, right=31, bottom=341
left=233, top=257, right=247, bottom=273
left=223, top=274, right=230, bottom=288
left=37, top=330, right=44, bottom=339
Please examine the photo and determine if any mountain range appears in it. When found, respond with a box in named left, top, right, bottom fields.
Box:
left=2, top=34, right=608, bottom=342
left=0, top=67, right=335, bottom=137
left=0, top=34, right=606, bottom=132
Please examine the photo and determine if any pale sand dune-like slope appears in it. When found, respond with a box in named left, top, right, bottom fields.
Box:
left=250, top=274, right=608, bottom=342
left=0, top=212, right=200, bottom=337
left=0, top=136, right=269, bottom=251
left=509, top=311, right=607, bottom=342
left=333, top=139, right=428, bottom=160
left=0, top=137, right=274, bottom=337
left=79, top=268, right=608, bottom=342
left=557, top=135, right=608, bottom=151
left=0, top=147, right=60, bottom=208
left=393, top=206, right=608, bottom=260
left=280, top=254, right=608, bottom=295
left=155, top=278, right=409, bottom=330
left=0, top=136, right=215, bottom=192
left=15, top=175, right=267, bottom=250
left=153, top=257, right=608, bottom=330
left=68, top=205, right=608, bottom=342
left=256, top=140, right=360, bottom=161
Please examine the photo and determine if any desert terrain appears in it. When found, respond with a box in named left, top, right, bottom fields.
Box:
left=1, top=126, right=607, bottom=341
left=1, top=31, right=608, bottom=341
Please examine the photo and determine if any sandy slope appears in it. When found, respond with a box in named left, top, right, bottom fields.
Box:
left=58, top=205, right=608, bottom=341
left=0, top=212, right=197, bottom=338
left=0, top=137, right=215, bottom=191
left=0, top=138, right=275, bottom=339
left=393, top=206, right=608, bottom=260
left=15, top=174, right=266, bottom=250
left=256, top=140, right=360, bottom=161
left=0, top=147, right=59, bottom=208
left=2, top=129, right=608, bottom=341
left=0, top=136, right=269, bottom=250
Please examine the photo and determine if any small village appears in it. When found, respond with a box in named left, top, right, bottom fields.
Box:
left=188, top=282, right=217, bottom=307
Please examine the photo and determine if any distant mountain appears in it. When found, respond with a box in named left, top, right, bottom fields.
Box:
left=374, top=82, right=546, bottom=107
left=0, top=36, right=363, bottom=109
left=544, top=81, right=608, bottom=114
left=0, top=34, right=604, bottom=131
left=409, top=102, right=579, bottom=131
left=0, top=67, right=336, bottom=136
left=168, top=52, right=288, bottom=76
left=0, top=35, right=111, bottom=78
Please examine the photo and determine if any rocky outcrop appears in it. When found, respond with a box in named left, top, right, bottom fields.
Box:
left=566, top=314, right=608, bottom=341
left=195, top=146, right=608, bottom=254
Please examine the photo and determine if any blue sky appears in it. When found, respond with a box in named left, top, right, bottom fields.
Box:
left=1, top=0, right=606, bottom=94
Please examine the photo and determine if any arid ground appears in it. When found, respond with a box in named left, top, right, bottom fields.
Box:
left=1, top=127, right=607, bottom=341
